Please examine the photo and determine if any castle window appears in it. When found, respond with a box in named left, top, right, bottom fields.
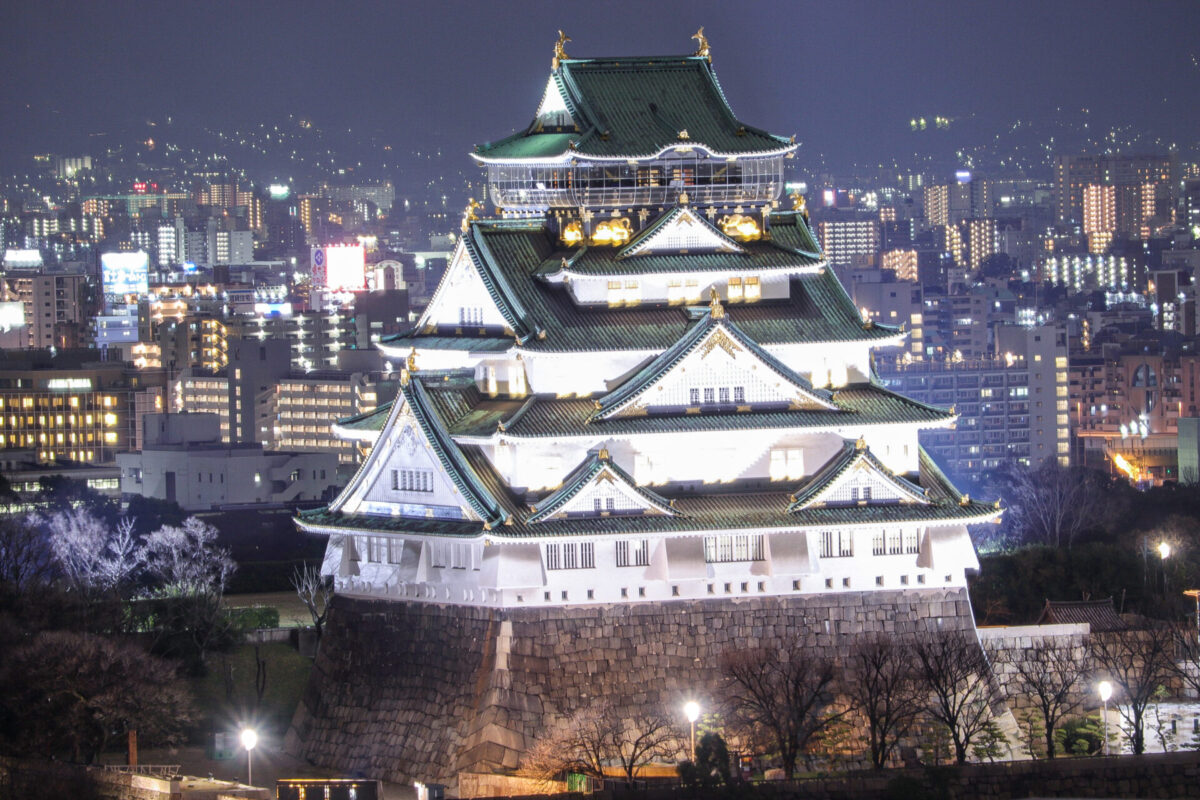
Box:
left=745, top=276, right=761, bottom=302
left=728, top=277, right=744, bottom=302
left=545, top=541, right=595, bottom=570
left=769, top=449, right=804, bottom=481
left=904, top=529, right=920, bottom=554
left=820, top=530, right=854, bottom=558
left=719, top=387, right=730, bottom=404
left=616, top=539, right=650, bottom=567
left=458, top=306, right=484, bottom=326
left=734, top=386, right=745, bottom=404
left=703, top=534, right=765, bottom=563
left=704, top=388, right=715, bottom=404
left=887, top=528, right=903, bottom=555
left=689, top=387, right=700, bottom=404
left=394, top=468, right=433, bottom=493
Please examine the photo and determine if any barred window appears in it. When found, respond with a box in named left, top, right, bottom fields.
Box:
left=616, top=539, right=650, bottom=567
left=904, top=528, right=920, bottom=554
left=546, top=542, right=595, bottom=570
left=820, top=530, right=854, bottom=558
left=393, top=468, right=433, bottom=493
left=703, top=534, right=765, bottom=563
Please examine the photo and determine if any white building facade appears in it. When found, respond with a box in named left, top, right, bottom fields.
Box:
left=297, top=49, right=996, bottom=612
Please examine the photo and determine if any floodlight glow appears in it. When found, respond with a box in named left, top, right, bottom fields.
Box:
left=1097, top=681, right=1112, bottom=702
left=1158, top=542, right=1171, bottom=560
left=684, top=701, right=700, bottom=723
left=241, top=728, right=258, bottom=750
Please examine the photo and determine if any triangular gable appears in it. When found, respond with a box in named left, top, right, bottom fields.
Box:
left=592, top=311, right=837, bottom=420
left=531, top=75, right=578, bottom=132
left=619, top=206, right=746, bottom=258
left=788, top=441, right=929, bottom=512
left=528, top=450, right=679, bottom=523
left=329, top=377, right=508, bottom=527
left=416, top=228, right=541, bottom=342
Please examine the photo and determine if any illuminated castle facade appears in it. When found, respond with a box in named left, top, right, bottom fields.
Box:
left=289, top=34, right=996, bottom=787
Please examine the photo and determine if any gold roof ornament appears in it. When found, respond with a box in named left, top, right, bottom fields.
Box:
left=400, top=368, right=410, bottom=387
left=960, top=493, right=971, bottom=506
left=708, top=287, right=725, bottom=319
left=790, top=190, right=807, bottom=214
left=855, top=435, right=867, bottom=451
left=553, top=30, right=571, bottom=69
left=460, top=197, right=483, bottom=233
left=678, top=190, right=690, bottom=205
left=692, top=27, right=710, bottom=62
left=678, top=129, right=690, bottom=140
left=407, top=347, right=419, bottom=372
left=598, top=447, right=610, bottom=460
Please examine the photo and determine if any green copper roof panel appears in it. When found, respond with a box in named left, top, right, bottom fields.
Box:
left=475, top=57, right=792, bottom=161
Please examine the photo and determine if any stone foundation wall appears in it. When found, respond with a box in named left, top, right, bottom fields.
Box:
left=286, top=588, right=975, bottom=787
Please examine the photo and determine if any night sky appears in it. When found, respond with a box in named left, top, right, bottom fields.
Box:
left=2, top=0, right=1198, bottom=175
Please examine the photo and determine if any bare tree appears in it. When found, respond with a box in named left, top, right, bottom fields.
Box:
left=291, top=562, right=332, bottom=639
left=518, top=700, right=676, bottom=787
left=138, top=517, right=236, bottom=672
left=913, top=632, right=996, bottom=765
left=139, top=517, right=233, bottom=595
left=846, top=634, right=925, bottom=769
left=993, top=459, right=1125, bottom=548
left=720, top=643, right=841, bottom=778
left=1091, top=626, right=1177, bottom=755
left=992, top=638, right=1089, bottom=758
left=0, top=515, right=54, bottom=597
left=40, top=510, right=142, bottom=597
left=0, top=630, right=194, bottom=762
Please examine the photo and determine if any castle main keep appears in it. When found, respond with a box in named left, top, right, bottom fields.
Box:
left=287, top=32, right=996, bottom=787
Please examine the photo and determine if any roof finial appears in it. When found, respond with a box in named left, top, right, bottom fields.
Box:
left=855, top=435, right=867, bottom=451
left=708, top=287, right=725, bottom=319
left=678, top=190, right=690, bottom=206
left=692, top=27, right=710, bottom=62
left=461, top=197, right=483, bottom=233
left=407, top=347, right=419, bottom=372
left=553, top=30, right=571, bottom=69
left=598, top=447, right=610, bottom=461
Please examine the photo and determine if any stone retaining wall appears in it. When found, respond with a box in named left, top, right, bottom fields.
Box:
left=285, top=589, right=975, bottom=788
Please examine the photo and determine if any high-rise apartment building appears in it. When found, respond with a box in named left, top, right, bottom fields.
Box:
left=1054, top=153, right=1172, bottom=225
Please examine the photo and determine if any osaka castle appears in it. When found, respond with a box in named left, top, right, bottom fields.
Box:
left=288, top=32, right=998, bottom=789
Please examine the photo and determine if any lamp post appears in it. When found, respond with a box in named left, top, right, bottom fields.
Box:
left=1097, top=681, right=1112, bottom=756
left=1159, top=542, right=1172, bottom=595
left=683, top=701, right=700, bottom=762
left=240, top=728, right=258, bottom=786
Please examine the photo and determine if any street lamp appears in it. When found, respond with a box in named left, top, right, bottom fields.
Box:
left=1159, top=542, right=1172, bottom=594
left=240, top=728, right=258, bottom=786
left=683, top=701, right=701, bottom=762
left=1097, top=681, right=1112, bottom=756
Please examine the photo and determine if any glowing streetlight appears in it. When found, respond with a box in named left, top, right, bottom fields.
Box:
left=1097, top=681, right=1112, bottom=756
left=1158, top=542, right=1171, bottom=560
left=683, top=701, right=701, bottom=762
left=240, top=728, right=258, bottom=786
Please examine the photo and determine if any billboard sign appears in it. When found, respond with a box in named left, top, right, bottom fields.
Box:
left=311, top=245, right=365, bottom=291
left=101, top=251, right=150, bottom=298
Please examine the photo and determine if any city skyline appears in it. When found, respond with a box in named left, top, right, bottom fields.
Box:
left=1, top=0, right=1199, bottom=178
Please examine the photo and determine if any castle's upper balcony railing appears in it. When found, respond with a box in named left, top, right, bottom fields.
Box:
left=487, top=152, right=785, bottom=212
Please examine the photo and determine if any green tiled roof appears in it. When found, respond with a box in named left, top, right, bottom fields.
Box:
left=463, top=231, right=544, bottom=342
left=384, top=218, right=896, bottom=355
left=592, top=311, right=834, bottom=419
left=527, top=450, right=678, bottom=524
left=474, top=57, right=793, bottom=162
left=376, top=378, right=509, bottom=528
left=331, top=381, right=953, bottom=440
left=787, top=441, right=928, bottom=511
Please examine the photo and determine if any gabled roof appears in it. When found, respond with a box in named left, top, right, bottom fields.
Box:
left=474, top=56, right=795, bottom=162
left=527, top=450, right=679, bottom=524
left=618, top=205, right=745, bottom=258
left=788, top=440, right=929, bottom=512
left=533, top=211, right=825, bottom=279
left=591, top=307, right=836, bottom=420
left=383, top=218, right=898, bottom=354
left=330, top=375, right=509, bottom=528
left=459, top=228, right=544, bottom=343
left=1036, top=598, right=1127, bottom=632
left=326, top=381, right=955, bottom=443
